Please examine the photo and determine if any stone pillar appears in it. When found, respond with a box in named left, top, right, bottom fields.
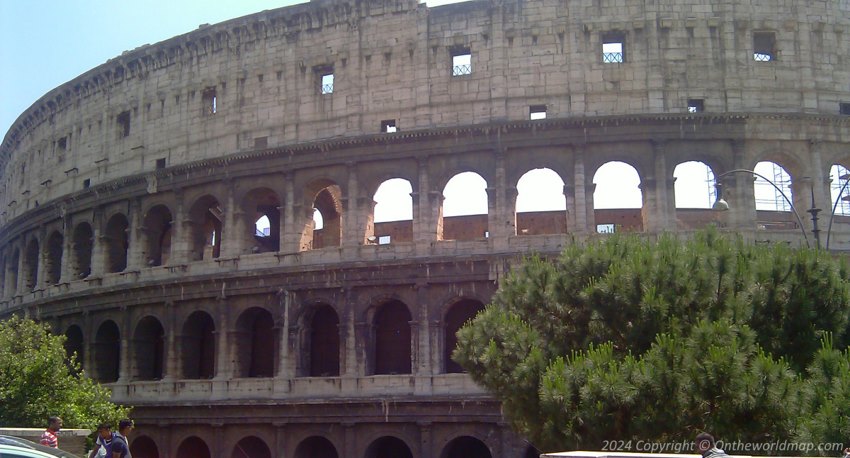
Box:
left=281, top=174, right=301, bottom=253
left=60, top=215, right=73, bottom=283
left=487, top=153, right=514, bottom=248
left=170, top=190, right=190, bottom=264
left=277, top=290, right=293, bottom=380
left=726, top=141, right=757, bottom=231
left=127, top=198, right=144, bottom=270
left=640, top=177, right=660, bottom=233
left=573, top=151, right=591, bottom=233
left=214, top=298, right=232, bottom=380
left=413, top=158, right=435, bottom=244
left=162, top=301, right=179, bottom=381
left=419, top=421, right=433, bottom=458
left=117, top=307, right=132, bottom=382
left=84, top=312, right=95, bottom=373
left=343, top=422, right=357, bottom=458
left=354, top=319, right=371, bottom=376
left=648, top=141, right=676, bottom=232
left=90, top=208, right=105, bottom=277
left=222, top=183, right=241, bottom=257
left=274, top=422, right=287, bottom=458
left=15, top=241, right=25, bottom=294
left=341, top=288, right=356, bottom=377
left=343, top=163, right=365, bottom=247
left=35, top=227, right=47, bottom=290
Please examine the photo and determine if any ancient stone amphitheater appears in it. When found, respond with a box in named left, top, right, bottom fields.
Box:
left=1, top=0, right=849, bottom=456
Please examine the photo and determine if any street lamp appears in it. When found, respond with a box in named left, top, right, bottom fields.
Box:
left=712, top=168, right=811, bottom=248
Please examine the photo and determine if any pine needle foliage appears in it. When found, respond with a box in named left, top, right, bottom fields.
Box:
left=453, top=229, right=850, bottom=454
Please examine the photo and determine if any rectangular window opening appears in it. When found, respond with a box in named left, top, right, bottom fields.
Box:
left=320, top=73, right=334, bottom=95
left=381, top=120, right=397, bottom=133
left=597, top=223, right=616, bottom=234
left=602, top=32, right=625, bottom=63
left=451, top=48, right=472, bottom=76
left=378, top=235, right=391, bottom=245
left=529, top=105, right=547, bottom=120
left=202, top=87, right=217, bottom=115
left=57, top=137, right=67, bottom=151
left=840, top=103, right=850, bottom=116
left=753, top=31, right=776, bottom=62
left=83, top=178, right=91, bottom=189
left=687, top=99, right=705, bottom=113
left=155, top=158, right=167, bottom=169
left=117, top=111, right=131, bottom=138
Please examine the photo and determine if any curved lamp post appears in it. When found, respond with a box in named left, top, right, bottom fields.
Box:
left=712, top=168, right=810, bottom=248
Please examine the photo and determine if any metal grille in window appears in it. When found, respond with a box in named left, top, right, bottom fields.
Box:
left=602, top=52, right=624, bottom=63
left=321, top=74, right=334, bottom=94
left=452, top=52, right=471, bottom=76
left=452, top=63, right=471, bottom=76
left=753, top=52, right=773, bottom=62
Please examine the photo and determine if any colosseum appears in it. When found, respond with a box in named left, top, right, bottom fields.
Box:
left=1, top=0, right=850, bottom=456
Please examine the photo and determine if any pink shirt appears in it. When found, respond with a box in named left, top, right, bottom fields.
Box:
left=40, top=429, right=58, bottom=448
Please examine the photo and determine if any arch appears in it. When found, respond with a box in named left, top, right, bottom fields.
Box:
left=143, top=205, right=172, bottom=267
left=365, top=436, right=413, bottom=458
left=515, top=168, right=567, bottom=236
left=133, top=316, right=165, bottom=380
left=63, top=325, right=84, bottom=372
left=235, top=307, right=278, bottom=377
left=23, top=238, right=39, bottom=290
left=830, top=164, right=850, bottom=216
left=299, top=303, right=340, bottom=377
left=242, top=187, right=281, bottom=253
left=176, top=436, right=211, bottom=458
left=188, top=195, right=224, bottom=261
left=673, top=161, right=716, bottom=209
left=753, top=161, right=793, bottom=212
left=130, top=436, right=160, bottom=458
left=443, top=299, right=485, bottom=373
left=104, top=213, right=130, bottom=273
left=231, top=435, right=271, bottom=458
left=45, top=231, right=63, bottom=285
left=181, top=310, right=216, bottom=379
left=440, top=436, right=492, bottom=458
left=442, top=172, right=488, bottom=241
left=72, top=222, right=94, bottom=278
left=592, top=161, right=643, bottom=233
left=373, top=178, right=414, bottom=244
left=94, top=320, right=121, bottom=382
left=309, top=182, right=343, bottom=250
left=372, top=300, right=412, bottom=375
left=6, top=249, right=19, bottom=296
left=294, top=436, right=339, bottom=458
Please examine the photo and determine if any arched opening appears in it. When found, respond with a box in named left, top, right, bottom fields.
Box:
left=64, top=325, right=84, bottom=373
left=46, top=231, right=63, bottom=285
left=310, top=184, right=342, bottom=250
left=6, top=249, right=19, bottom=296
left=515, top=168, right=567, bottom=235
left=673, top=161, right=717, bottom=230
left=373, top=178, right=414, bottom=244
left=72, top=223, right=94, bottom=278
left=830, top=164, right=850, bottom=216
left=365, top=436, right=413, bottom=458
left=235, top=307, right=277, bottom=378
left=130, top=436, right=160, bottom=458
left=372, top=300, right=412, bottom=375
left=442, top=172, right=488, bottom=240
left=182, top=311, right=216, bottom=379
left=23, top=239, right=39, bottom=290
left=133, top=316, right=165, bottom=381
left=94, top=320, right=120, bottom=383
left=143, top=205, right=172, bottom=267
left=440, top=436, right=492, bottom=458
left=294, top=436, right=339, bottom=458
left=592, top=161, right=643, bottom=233
left=231, top=436, right=271, bottom=458
left=444, top=299, right=485, bottom=373
left=105, top=213, right=130, bottom=273
left=753, top=161, right=793, bottom=211
left=243, top=188, right=281, bottom=253
left=300, top=304, right=340, bottom=377
left=189, top=195, right=223, bottom=261
left=176, top=436, right=211, bottom=458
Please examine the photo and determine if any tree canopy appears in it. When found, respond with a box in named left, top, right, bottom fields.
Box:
left=0, top=315, right=130, bottom=429
left=453, top=230, right=850, bottom=454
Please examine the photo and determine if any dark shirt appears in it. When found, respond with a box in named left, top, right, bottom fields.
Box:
left=108, top=433, right=131, bottom=458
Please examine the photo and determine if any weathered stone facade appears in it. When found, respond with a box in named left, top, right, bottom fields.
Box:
left=1, top=0, right=849, bottom=456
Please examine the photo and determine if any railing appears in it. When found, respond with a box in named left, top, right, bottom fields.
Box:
left=603, top=52, right=624, bottom=63
left=452, top=64, right=472, bottom=76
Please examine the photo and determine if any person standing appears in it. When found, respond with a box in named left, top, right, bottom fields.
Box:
left=109, top=419, right=134, bottom=458
left=88, top=423, right=113, bottom=458
left=39, top=416, right=63, bottom=448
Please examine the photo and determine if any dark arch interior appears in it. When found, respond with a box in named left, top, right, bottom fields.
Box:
left=189, top=196, right=223, bottom=261
left=440, top=436, right=492, bottom=458
left=444, top=299, right=485, bottom=373
left=64, top=325, right=84, bottom=372
left=177, top=436, right=211, bottom=458
left=365, top=436, right=413, bottom=458
left=312, top=186, right=341, bottom=249
left=246, top=188, right=281, bottom=253
left=308, top=304, right=340, bottom=377
left=46, top=231, right=63, bottom=285
left=236, top=307, right=277, bottom=378
left=373, top=300, right=412, bottom=375
left=130, top=436, right=160, bottom=458
left=231, top=436, right=271, bottom=458
left=134, top=316, right=165, bottom=380
left=182, top=311, right=216, bottom=379
left=6, top=251, right=18, bottom=295
left=144, top=205, right=173, bottom=267
left=23, top=239, right=38, bottom=289
left=72, top=223, right=94, bottom=279
left=105, top=213, right=130, bottom=273
left=94, top=320, right=121, bottom=383
left=294, top=436, right=339, bottom=458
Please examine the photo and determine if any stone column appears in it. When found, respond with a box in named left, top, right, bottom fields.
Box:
left=487, top=153, right=514, bottom=249
left=162, top=301, right=179, bottom=381
left=214, top=298, right=232, bottom=380
left=281, top=174, right=303, bottom=253
left=573, top=151, right=591, bottom=233
left=726, top=141, right=757, bottom=231
left=222, top=183, right=243, bottom=258
left=274, top=422, right=287, bottom=458
left=170, top=190, right=191, bottom=264
left=36, top=226, right=47, bottom=290
left=90, top=208, right=106, bottom=277
left=117, top=307, right=132, bottom=382
left=418, top=421, right=433, bottom=458
left=277, top=290, right=293, bottom=380
left=413, top=158, right=435, bottom=244
left=127, top=198, right=144, bottom=270
left=343, top=163, right=366, bottom=247
left=341, top=288, right=356, bottom=377
left=343, top=422, right=357, bottom=458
